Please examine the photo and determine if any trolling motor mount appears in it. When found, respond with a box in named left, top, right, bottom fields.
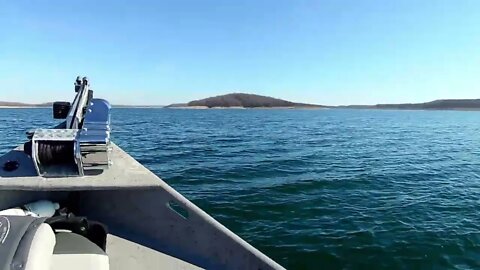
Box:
left=28, top=76, right=112, bottom=177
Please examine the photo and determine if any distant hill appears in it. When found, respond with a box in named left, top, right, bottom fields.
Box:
left=0, top=101, right=50, bottom=107
left=0, top=101, right=30, bottom=106
left=167, top=93, right=324, bottom=108
left=340, top=99, right=480, bottom=110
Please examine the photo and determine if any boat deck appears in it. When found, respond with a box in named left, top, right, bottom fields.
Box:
left=0, top=142, right=160, bottom=190
left=0, top=142, right=284, bottom=269
left=107, top=234, right=203, bottom=270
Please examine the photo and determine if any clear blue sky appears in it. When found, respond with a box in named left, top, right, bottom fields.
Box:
left=1, top=0, right=479, bottom=105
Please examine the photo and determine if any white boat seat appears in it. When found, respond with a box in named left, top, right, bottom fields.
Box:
left=20, top=223, right=57, bottom=270
left=0, top=215, right=108, bottom=270
left=51, top=232, right=109, bottom=270
left=0, top=216, right=56, bottom=270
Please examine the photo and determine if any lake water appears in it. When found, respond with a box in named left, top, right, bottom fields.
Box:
left=2, top=108, right=480, bottom=269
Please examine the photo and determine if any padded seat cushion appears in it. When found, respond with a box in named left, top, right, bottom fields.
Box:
left=0, top=216, right=55, bottom=270
left=23, top=223, right=56, bottom=270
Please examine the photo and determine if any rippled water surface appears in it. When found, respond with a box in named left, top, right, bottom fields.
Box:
left=2, top=108, right=480, bottom=269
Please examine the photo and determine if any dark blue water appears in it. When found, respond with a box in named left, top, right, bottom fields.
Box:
left=2, top=108, right=480, bottom=269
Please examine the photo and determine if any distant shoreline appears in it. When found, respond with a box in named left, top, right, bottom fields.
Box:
left=3, top=106, right=480, bottom=111
left=4, top=96, right=480, bottom=111
left=0, top=106, right=47, bottom=109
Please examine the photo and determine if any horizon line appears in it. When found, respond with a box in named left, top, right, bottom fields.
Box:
left=2, top=96, right=480, bottom=108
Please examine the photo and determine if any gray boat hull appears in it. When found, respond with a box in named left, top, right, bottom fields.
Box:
left=0, top=143, right=285, bottom=270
